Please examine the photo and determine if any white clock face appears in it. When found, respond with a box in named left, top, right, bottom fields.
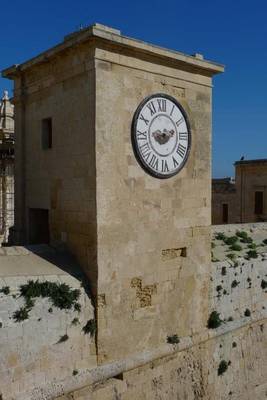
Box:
left=132, top=94, right=191, bottom=178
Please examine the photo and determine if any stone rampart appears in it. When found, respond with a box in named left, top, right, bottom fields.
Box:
left=0, top=225, right=266, bottom=399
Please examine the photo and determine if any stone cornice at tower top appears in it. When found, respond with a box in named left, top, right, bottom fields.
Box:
left=2, top=23, right=224, bottom=79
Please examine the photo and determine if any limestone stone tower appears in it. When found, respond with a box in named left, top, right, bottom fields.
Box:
left=3, top=24, right=224, bottom=363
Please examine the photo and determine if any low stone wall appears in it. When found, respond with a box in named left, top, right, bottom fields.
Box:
left=0, top=246, right=96, bottom=400
left=55, top=321, right=266, bottom=400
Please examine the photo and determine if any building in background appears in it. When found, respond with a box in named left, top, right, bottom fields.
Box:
left=0, top=90, right=14, bottom=243
left=212, top=159, right=267, bottom=224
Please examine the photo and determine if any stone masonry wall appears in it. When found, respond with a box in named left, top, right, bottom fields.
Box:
left=95, top=45, right=213, bottom=363
left=54, top=224, right=267, bottom=400
left=0, top=247, right=96, bottom=400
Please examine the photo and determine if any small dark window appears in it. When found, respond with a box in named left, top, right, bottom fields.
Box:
left=255, top=191, right=263, bottom=214
left=222, top=204, right=228, bottom=223
left=41, top=118, right=52, bottom=149
left=29, top=208, right=49, bottom=244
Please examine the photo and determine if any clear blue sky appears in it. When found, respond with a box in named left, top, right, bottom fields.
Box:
left=1, top=0, right=267, bottom=177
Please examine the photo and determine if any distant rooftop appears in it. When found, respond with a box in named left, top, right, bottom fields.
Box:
left=234, top=159, right=267, bottom=166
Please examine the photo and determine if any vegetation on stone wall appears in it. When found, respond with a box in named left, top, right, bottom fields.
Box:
left=217, top=360, right=228, bottom=376
left=207, top=311, right=223, bottom=329
left=11, top=280, right=81, bottom=322
left=0, top=286, right=10, bottom=295
left=167, top=334, right=180, bottom=344
left=82, top=319, right=96, bottom=336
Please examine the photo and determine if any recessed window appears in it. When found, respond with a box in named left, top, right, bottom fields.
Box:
left=222, top=203, right=228, bottom=223
left=41, top=118, right=52, bottom=149
left=254, top=191, right=263, bottom=214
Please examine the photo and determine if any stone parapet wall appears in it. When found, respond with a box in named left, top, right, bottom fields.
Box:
left=55, top=320, right=267, bottom=400
left=0, top=247, right=96, bottom=400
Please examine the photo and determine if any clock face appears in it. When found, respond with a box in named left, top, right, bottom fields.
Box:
left=132, top=94, right=191, bottom=179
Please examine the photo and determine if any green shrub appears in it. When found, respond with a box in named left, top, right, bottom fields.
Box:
left=224, top=236, right=238, bottom=246
left=13, top=307, right=29, bottom=322
left=218, top=360, right=228, bottom=376
left=74, top=302, right=81, bottom=312
left=248, top=242, right=257, bottom=249
left=19, top=280, right=80, bottom=310
left=207, top=311, right=223, bottom=329
left=240, top=236, right=253, bottom=244
left=167, top=334, right=180, bottom=344
left=0, top=286, right=10, bottom=295
left=236, top=230, right=248, bottom=240
left=262, top=239, right=267, bottom=245
left=13, top=279, right=81, bottom=323
left=261, top=280, right=267, bottom=289
left=246, top=250, right=258, bottom=259
left=83, top=319, right=96, bottom=336
left=72, top=369, right=78, bottom=376
left=229, top=243, right=242, bottom=251
left=221, top=266, right=227, bottom=276
left=72, top=317, right=80, bottom=326
left=215, top=232, right=226, bottom=241
left=231, top=280, right=239, bottom=288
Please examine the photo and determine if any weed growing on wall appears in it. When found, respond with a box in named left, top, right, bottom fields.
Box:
left=0, top=286, right=10, bottom=295
left=207, top=311, right=223, bottom=329
left=13, top=307, right=30, bottom=322
left=13, top=280, right=81, bottom=323
left=231, top=280, right=239, bottom=288
left=224, top=236, right=238, bottom=246
left=229, top=243, right=242, bottom=252
left=83, top=319, right=96, bottom=336
left=248, top=242, right=257, bottom=250
left=167, top=334, right=180, bottom=344
left=218, top=360, right=228, bottom=376
left=57, top=334, right=69, bottom=343
left=215, top=232, right=226, bottom=241
left=246, top=250, right=258, bottom=259
left=227, top=253, right=236, bottom=261
left=236, top=231, right=248, bottom=240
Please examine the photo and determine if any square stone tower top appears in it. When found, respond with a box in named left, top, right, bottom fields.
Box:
left=3, top=23, right=224, bottom=80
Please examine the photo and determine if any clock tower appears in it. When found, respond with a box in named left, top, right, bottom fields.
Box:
left=3, top=24, right=224, bottom=365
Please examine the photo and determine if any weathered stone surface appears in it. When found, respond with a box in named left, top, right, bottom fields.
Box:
left=4, top=24, right=265, bottom=400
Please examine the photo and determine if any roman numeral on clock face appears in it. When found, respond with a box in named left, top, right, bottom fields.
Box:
left=161, top=159, right=169, bottom=172
left=157, top=99, right=166, bottom=112
left=147, top=101, right=157, bottom=116
left=179, top=132, right=188, bottom=141
left=177, top=143, right=187, bottom=158
left=137, top=130, right=147, bottom=140
left=139, top=114, right=149, bottom=125
left=149, top=154, right=159, bottom=170
left=176, top=117, right=184, bottom=127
